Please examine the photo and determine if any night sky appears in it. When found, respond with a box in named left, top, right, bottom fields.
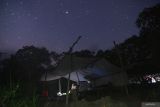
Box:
left=0, top=0, right=159, bottom=53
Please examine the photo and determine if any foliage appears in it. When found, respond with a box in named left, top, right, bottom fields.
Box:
left=73, top=50, right=95, bottom=57
left=136, top=3, right=160, bottom=65
left=136, top=3, right=160, bottom=35
left=94, top=3, right=160, bottom=82
left=1, top=46, right=51, bottom=96
left=4, top=46, right=50, bottom=80
left=43, top=96, right=127, bottom=107
left=95, top=4, right=160, bottom=81
left=0, top=84, right=38, bottom=107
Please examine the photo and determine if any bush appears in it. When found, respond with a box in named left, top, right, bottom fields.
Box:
left=0, top=84, right=38, bottom=107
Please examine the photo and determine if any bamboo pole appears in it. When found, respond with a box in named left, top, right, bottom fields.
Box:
left=76, top=71, right=80, bottom=84
left=66, top=54, right=72, bottom=105
left=66, top=36, right=82, bottom=105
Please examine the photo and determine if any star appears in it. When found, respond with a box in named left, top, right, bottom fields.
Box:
left=64, top=10, right=69, bottom=15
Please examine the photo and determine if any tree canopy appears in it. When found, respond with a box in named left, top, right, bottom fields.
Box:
left=136, top=3, right=160, bottom=66
left=136, top=4, right=160, bottom=35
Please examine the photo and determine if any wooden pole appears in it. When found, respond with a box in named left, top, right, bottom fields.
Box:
left=76, top=71, right=80, bottom=84
left=66, top=36, right=82, bottom=105
left=66, top=54, right=72, bottom=105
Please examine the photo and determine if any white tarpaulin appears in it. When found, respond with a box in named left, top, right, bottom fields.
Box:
left=41, top=55, right=128, bottom=86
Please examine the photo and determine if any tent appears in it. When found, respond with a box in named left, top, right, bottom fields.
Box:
left=40, top=55, right=128, bottom=97
left=80, top=58, right=128, bottom=87
left=40, top=77, right=76, bottom=98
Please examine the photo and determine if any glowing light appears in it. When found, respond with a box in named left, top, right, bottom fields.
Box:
left=57, top=91, right=71, bottom=96
left=151, top=77, right=156, bottom=83
left=87, top=81, right=90, bottom=83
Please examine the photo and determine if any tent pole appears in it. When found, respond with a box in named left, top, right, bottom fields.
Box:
left=76, top=71, right=80, bottom=84
left=66, top=69, right=71, bottom=104
left=66, top=52, right=73, bottom=105
left=66, top=36, right=82, bottom=105
left=59, top=78, right=62, bottom=92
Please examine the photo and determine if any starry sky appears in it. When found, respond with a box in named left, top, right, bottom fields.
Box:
left=0, top=0, right=160, bottom=53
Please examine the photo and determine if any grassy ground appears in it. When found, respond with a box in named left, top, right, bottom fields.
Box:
left=0, top=85, right=38, bottom=107
left=40, top=96, right=141, bottom=107
left=1, top=84, right=160, bottom=107
left=39, top=84, right=160, bottom=107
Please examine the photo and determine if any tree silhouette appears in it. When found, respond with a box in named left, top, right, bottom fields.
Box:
left=136, top=3, right=160, bottom=66
left=73, top=50, right=95, bottom=57
left=12, top=46, right=50, bottom=82
left=136, top=4, right=160, bottom=35
left=2, top=46, right=51, bottom=95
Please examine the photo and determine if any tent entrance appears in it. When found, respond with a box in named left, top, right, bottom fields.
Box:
left=57, top=78, right=71, bottom=96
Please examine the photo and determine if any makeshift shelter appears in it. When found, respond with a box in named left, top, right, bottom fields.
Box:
left=85, top=58, right=128, bottom=87
left=40, top=77, right=76, bottom=98
left=40, top=55, right=128, bottom=97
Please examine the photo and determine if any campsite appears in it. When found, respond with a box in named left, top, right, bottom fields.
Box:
left=0, top=1, right=160, bottom=107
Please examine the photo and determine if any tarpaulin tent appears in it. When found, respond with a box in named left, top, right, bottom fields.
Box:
left=40, top=55, right=128, bottom=97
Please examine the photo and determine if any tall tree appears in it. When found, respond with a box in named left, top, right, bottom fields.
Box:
left=136, top=3, right=160, bottom=66
left=13, top=46, right=50, bottom=82
left=2, top=46, right=51, bottom=95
